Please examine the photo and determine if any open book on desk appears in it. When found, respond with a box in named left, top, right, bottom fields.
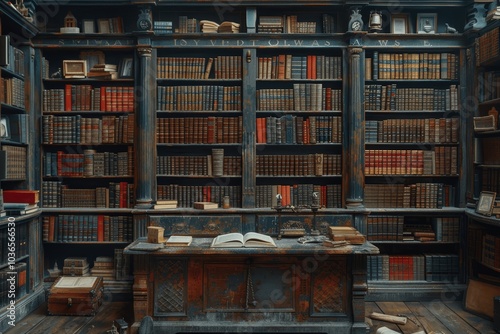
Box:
left=211, top=232, right=277, bottom=248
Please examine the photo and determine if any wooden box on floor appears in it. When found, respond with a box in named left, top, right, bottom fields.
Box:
left=47, top=276, right=104, bottom=316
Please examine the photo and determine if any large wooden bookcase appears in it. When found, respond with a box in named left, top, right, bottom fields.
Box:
left=30, top=0, right=474, bottom=329
left=0, top=2, right=44, bottom=332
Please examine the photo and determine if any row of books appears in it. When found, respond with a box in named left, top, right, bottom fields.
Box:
left=42, top=215, right=133, bottom=243
left=481, top=167, right=500, bottom=194
left=0, top=77, right=25, bottom=108
left=43, top=148, right=134, bottom=177
left=364, top=84, right=460, bottom=111
left=157, top=85, right=241, bottom=111
left=257, top=86, right=342, bottom=111
left=364, top=183, right=456, bottom=209
left=475, top=27, right=499, bottom=66
left=41, top=181, right=134, bottom=208
left=366, top=52, right=459, bottom=80
left=367, top=216, right=460, bottom=242
left=157, top=155, right=242, bottom=177
left=41, top=114, right=134, bottom=144
left=43, top=85, right=135, bottom=112
left=257, top=55, right=342, bottom=80
left=178, top=16, right=200, bottom=33
left=255, top=184, right=342, bottom=208
left=258, top=15, right=316, bottom=34
left=256, top=115, right=342, bottom=144
left=2, top=145, right=26, bottom=180
left=477, top=70, right=500, bottom=102
left=157, top=116, right=242, bottom=144
left=256, top=153, right=341, bottom=176
left=367, top=254, right=459, bottom=282
left=482, top=233, right=500, bottom=271
left=365, top=147, right=458, bottom=176
left=0, top=223, right=28, bottom=266
left=365, top=118, right=459, bottom=144
left=0, top=37, right=25, bottom=76
left=157, top=56, right=242, bottom=80
left=0, top=262, right=27, bottom=309
left=157, top=184, right=241, bottom=208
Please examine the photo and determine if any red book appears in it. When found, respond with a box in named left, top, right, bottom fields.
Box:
left=65, top=84, right=72, bottom=111
left=97, top=215, right=104, bottom=241
left=48, top=216, right=55, bottom=242
left=3, top=190, right=40, bottom=204
left=119, top=181, right=128, bottom=208
left=100, top=86, right=106, bottom=111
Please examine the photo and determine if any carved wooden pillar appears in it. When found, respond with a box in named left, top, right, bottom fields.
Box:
left=242, top=48, right=256, bottom=208
left=351, top=254, right=369, bottom=334
left=132, top=255, right=150, bottom=323
left=345, top=46, right=365, bottom=208
left=135, top=43, right=156, bottom=208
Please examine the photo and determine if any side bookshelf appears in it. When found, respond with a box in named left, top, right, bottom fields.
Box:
left=33, top=34, right=136, bottom=294
left=464, top=22, right=500, bottom=301
left=0, top=2, right=44, bottom=332
left=362, top=35, right=467, bottom=299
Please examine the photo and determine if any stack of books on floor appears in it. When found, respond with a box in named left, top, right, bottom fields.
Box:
left=63, top=257, right=90, bottom=276
left=87, top=63, right=118, bottom=79
left=2, top=189, right=39, bottom=216
left=90, top=256, right=115, bottom=281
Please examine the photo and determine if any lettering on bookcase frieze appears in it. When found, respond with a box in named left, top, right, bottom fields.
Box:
left=56, top=39, right=134, bottom=46
left=373, top=39, right=432, bottom=47
left=171, top=39, right=335, bottom=47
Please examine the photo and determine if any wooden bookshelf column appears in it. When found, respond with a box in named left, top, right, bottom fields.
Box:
left=345, top=45, right=365, bottom=209
left=135, top=41, right=155, bottom=209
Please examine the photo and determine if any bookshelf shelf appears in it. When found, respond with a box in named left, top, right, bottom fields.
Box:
left=0, top=103, right=25, bottom=113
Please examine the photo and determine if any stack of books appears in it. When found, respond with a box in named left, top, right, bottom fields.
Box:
left=218, top=21, right=240, bottom=33
left=199, top=20, right=240, bottom=33
left=90, top=256, right=115, bottom=282
left=487, top=6, right=500, bottom=21
left=63, top=257, right=90, bottom=276
left=2, top=189, right=39, bottom=215
left=153, top=199, right=178, bottom=209
left=258, top=16, right=284, bottom=33
left=328, top=226, right=366, bottom=245
left=87, top=63, right=118, bottom=79
left=154, top=21, right=173, bottom=34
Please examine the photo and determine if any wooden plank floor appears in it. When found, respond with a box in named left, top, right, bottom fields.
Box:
left=4, top=300, right=495, bottom=334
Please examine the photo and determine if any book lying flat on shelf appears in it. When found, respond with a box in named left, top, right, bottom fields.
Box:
left=211, top=232, right=277, bottom=248
left=193, top=201, right=218, bottom=209
left=153, top=200, right=178, bottom=209
left=165, top=235, right=193, bottom=246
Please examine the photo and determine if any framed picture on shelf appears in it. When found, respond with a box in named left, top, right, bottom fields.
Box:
left=63, top=60, right=87, bottom=78
left=119, top=58, right=133, bottom=78
left=80, top=50, right=105, bottom=72
left=82, top=19, right=95, bottom=34
left=391, top=14, right=409, bottom=34
left=417, top=13, right=437, bottom=34
left=0, top=116, right=10, bottom=139
left=476, top=191, right=496, bottom=216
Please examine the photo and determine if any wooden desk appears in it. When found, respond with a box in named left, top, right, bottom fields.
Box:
left=125, top=237, right=378, bottom=334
